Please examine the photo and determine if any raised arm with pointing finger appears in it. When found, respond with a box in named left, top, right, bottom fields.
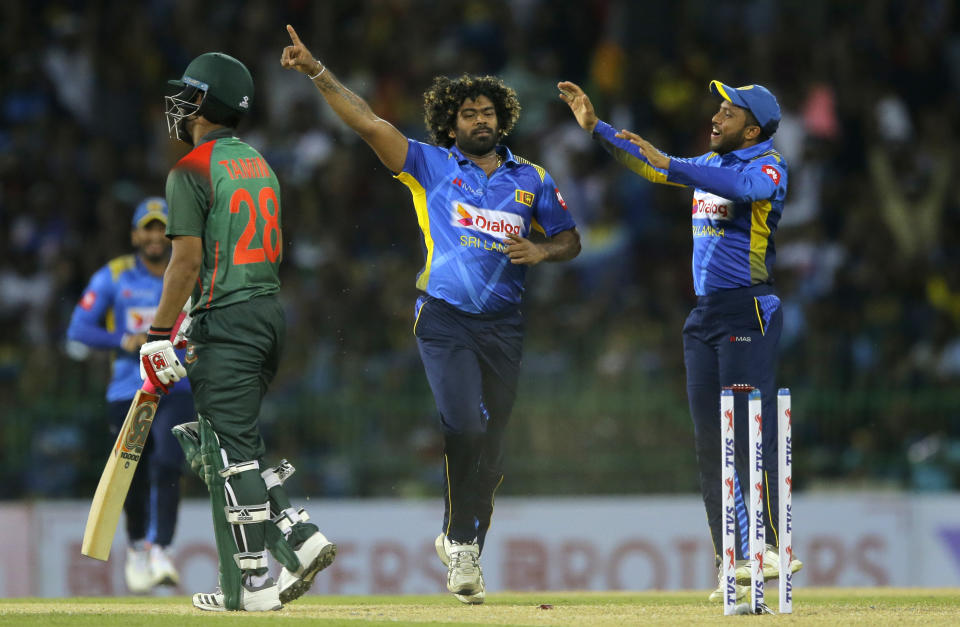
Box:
left=285, top=27, right=579, bottom=606
left=281, top=25, right=408, bottom=173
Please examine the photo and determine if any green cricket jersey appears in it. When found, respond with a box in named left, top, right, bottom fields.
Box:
left=165, top=128, right=282, bottom=313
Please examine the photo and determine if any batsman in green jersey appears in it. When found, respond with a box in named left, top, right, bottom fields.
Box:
left=141, top=52, right=336, bottom=612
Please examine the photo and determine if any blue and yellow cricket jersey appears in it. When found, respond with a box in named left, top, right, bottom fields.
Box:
left=396, top=140, right=576, bottom=314
left=67, top=255, right=190, bottom=401
left=593, top=121, right=788, bottom=295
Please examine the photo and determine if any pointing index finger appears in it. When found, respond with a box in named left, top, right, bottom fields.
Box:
left=286, top=24, right=302, bottom=46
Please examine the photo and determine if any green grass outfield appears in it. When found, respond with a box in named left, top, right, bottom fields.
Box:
left=2, top=589, right=959, bottom=626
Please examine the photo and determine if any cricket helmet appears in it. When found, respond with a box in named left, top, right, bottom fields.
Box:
left=165, top=52, right=254, bottom=143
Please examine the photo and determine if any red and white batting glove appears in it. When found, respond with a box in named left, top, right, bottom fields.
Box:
left=172, top=313, right=192, bottom=349
left=139, top=340, right=186, bottom=394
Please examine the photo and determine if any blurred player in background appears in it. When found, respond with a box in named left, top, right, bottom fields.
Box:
left=67, top=198, right=191, bottom=593
left=558, top=79, right=802, bottom=601
left=282, top=25, right=580, bottom=604
left=140, top=51, right=335, bottom=612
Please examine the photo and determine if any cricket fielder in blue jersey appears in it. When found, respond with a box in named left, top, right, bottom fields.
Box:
left=559, top=79, right=803, bottom=601
left=282, top=25, right=580, bottom=604
left=67, top=198, right=193, bottom=593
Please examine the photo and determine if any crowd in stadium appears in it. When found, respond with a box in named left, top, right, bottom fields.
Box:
left=2, top=0, right=959, bottom=498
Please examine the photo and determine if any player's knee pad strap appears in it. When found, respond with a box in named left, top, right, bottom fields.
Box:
left=220, top=459, right=260, bottom=478
left=261, top=459, right=295, bottom=489
left=233, top=550, right=268, bottom=570
left=272, top=507, right=303, bottom=534
left=225, top=503, right=271, bottom=524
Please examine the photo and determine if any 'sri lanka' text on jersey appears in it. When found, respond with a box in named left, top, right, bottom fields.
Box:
left=593, top=120, right=788, bottom=296
left=67, top=255, right=190, bottom=401
left=396, top=140, right=577, bottom=314
left=165, top=128, right=283, bottom=314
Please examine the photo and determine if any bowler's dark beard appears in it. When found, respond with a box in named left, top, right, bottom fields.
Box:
left=455, top=128, right=498, bottom=156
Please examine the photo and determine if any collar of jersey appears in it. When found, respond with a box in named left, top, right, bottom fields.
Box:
left=448, top=144, right=515, bottom=167
left=726, top=138, right=774, bottom=162
left=195, top=127, right=237, bottom=147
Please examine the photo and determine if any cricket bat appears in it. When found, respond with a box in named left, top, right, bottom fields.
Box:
left=81, top=311, right=187, bottom=560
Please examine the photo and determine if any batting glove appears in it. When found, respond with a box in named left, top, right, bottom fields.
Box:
left=172, top=313, right=192, bottom=349
left=139, top=340, right=186, bottom=394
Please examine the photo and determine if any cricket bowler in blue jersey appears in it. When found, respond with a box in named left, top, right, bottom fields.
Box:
left=67, top=198, right=194, bottom=593
left=559, top=79, right=803, bottom=601
left=282, top=25, right=580, bottom=604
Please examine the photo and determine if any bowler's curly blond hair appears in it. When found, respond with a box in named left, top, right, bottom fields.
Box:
left=423, top=74, right=521, bottom=148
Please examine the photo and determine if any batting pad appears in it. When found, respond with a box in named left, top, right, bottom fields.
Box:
left=198, top=415, right=242, bottom=610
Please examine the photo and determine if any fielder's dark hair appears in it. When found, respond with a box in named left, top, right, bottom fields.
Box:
left=744, top=109, right=772, bottom=142
left=423, top=74, right=521, bottom=148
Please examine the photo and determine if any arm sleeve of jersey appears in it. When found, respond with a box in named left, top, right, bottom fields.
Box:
left=593, top=120, right=688, bottom=188
left=531, top=171, right=578, bottom=237
left=668, top=157, right=783, bottom=202
left=66, top=267, right=124, bottom=349
left=398, top=139, right=439, bottom=188
left=165, top=166, right=207, bottom=238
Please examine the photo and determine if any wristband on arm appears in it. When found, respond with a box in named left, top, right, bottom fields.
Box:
left=147, top=325, right=173, bottom=344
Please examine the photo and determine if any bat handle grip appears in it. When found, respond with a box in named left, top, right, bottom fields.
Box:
left=141, top=311, right=188, bottom=395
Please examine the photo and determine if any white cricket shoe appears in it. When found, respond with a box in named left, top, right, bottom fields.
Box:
left=435, top=534, right=484, bottom=604
left=443, top=536, right=484, bottom=600
left=735, top=543, right=803, bottom=584
left=149, top=544, right=180, bottom=587
left=125, top=545, right=153, bottom=594
left=277, top=531, right=337, bottom=603
left=708, top=567, right=749, bottom=603
left=192, top=577, right=281, bottom=612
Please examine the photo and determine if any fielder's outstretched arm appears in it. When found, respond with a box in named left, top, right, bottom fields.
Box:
left=558, top=80, right=686, bottom=188
left=281, top=24, right=408, bottom=173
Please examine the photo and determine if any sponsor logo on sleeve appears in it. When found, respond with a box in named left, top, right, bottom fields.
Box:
left=761, top=165, right=781, bottom=185
left=79, top=291, right=97, bottom=311
left=554, top=187, right=568, bottom=210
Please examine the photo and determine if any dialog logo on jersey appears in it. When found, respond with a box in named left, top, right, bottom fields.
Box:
left=451, top=202, right=525, bottom=236
left=126, top=307, right=157, bottom=333
left=692, top=190, right=732, bottom=220
left=456, top=205, right=474, bottom=226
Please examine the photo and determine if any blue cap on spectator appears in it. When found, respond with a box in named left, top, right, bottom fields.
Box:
left=709, top=81, right=781, bottom=136
left=132, top=197, right=168, bottom=229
